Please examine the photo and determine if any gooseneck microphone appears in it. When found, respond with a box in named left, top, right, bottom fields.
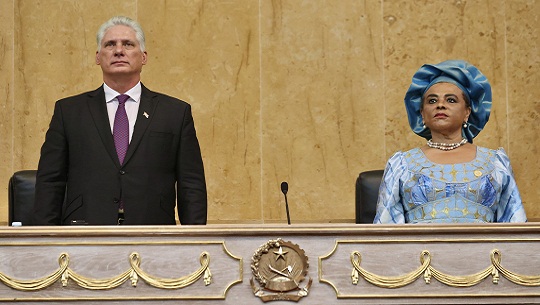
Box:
left=281, top=181, right=291, bottom=225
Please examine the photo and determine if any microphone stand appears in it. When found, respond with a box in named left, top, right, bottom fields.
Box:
left=281, top=182, right=291, bottom=225
left=284, top=192, right=291, bottom=225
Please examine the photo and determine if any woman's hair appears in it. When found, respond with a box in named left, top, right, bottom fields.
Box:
left=96, top=16, right=146, bottom=52
left=404, top=60, right=492, bottom=142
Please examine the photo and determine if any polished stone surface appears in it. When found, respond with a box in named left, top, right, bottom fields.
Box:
left=1, top=0, right=538, bottom=224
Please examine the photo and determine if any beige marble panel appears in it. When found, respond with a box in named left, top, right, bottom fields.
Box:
left=138, top=0, right=261, bottom=222
left=383, top=0, right=507, bottom=158
left=13, top=1, right=137, bottom=172
left=6, top=1, right=137, bottom=225
left=505, top=0, right=540, bottom=218
left=0, top=0, right=15, bottom=223
left=260, top=0, right=384, bottom=223
left=2, top=0, right=539, bottom=225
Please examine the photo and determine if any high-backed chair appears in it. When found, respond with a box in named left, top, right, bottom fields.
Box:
left=355, top=169, right=384, bottom=224
left=8, top=170, right=37, bottom=226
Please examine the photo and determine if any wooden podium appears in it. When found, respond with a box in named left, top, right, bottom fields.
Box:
left=0, top=223, right=539, bottom=304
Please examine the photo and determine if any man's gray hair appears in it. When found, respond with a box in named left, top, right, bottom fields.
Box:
left=96, top=16, right=146, bottom=52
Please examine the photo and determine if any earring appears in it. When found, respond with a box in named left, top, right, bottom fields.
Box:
left=463, top=121, right=468, bottom=128
left=422, top=120, right=425, bottom=128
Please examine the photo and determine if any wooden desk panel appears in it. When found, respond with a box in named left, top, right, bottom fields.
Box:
left=0, top=223, right=539, bottom=304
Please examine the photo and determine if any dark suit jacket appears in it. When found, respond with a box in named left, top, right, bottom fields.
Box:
left=33, top=84, right=207, bottom=225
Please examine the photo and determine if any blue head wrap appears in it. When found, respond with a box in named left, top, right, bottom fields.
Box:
left=404, top=60, right=492, bottom=143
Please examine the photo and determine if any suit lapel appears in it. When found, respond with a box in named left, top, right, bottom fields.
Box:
left=122, top=84, right=158, bottom=165
left=87, top=86, right=121, bottom=166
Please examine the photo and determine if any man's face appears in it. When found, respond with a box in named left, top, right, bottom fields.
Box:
left=95, top=25, right=147, bottom=79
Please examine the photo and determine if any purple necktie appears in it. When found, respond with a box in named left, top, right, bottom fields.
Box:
left=113, top=94, right=130, bottom=165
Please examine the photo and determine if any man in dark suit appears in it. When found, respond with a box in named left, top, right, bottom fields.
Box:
left=33, top=16, right=207, bottom=225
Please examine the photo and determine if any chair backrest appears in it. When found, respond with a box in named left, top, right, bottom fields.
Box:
left=8, top=170, right=37, bottom=226
left=355, top=169, right=384, bottom=224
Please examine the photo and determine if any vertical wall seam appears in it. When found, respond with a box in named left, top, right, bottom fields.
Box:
left=381, top=0, right=386, bottom=160
left=258, top=0, right=264, bottom=223
left=503, top=2, right=510, bottom=155
left=11, top=0, right=15, bottom=174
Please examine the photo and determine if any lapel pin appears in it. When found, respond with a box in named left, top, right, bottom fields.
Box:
left=143, top=112, right=149, bottom=119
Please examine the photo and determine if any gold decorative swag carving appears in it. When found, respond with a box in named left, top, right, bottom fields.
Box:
left=350, top=249, right=540, bottom=288
left=0, top=251, right=212, bottom=291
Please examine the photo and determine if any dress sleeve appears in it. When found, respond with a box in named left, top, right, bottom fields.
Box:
left=373, top=152, right=407, bottom=224
left=493, top=148, right=527, bottom=222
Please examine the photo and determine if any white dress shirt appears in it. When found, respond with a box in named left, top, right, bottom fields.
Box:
left=104, top=82, right=142, bottom=143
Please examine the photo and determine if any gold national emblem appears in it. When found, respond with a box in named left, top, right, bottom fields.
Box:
left=250, top=238, right=312, bottom=302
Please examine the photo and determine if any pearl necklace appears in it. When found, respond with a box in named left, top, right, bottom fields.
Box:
left=427, top=138, right=467, bottom=151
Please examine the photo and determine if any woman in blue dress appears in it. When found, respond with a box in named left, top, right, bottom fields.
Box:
left=373, top=60, right=527, bottom=224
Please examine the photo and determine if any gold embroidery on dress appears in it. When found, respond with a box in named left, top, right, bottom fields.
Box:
left=474, top=210, right=482, bottom=219
left=442, top=206, right=450, bottom=216
left=450, top=166, right=458, bottom=182
left=430, top=207, right=437, bottom=219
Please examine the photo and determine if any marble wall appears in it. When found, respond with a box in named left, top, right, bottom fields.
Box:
left=1, top=0, right=538, bottom=225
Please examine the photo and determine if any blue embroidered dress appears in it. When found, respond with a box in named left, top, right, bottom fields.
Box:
left=373, top=147, right=527, bottom=224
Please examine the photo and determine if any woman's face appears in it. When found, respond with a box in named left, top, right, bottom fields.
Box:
left=420, top=82, right=471, bottom=135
